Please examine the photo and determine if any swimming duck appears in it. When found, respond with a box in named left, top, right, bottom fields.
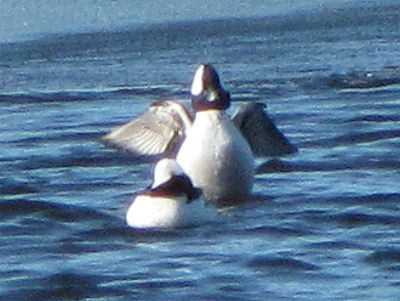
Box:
left=126, top=158, right=215, bottom=229
left=104, top=64, right=296, bottom=206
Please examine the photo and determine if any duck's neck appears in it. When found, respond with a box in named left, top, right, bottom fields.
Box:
left=191, top=90, right=230, bottom=112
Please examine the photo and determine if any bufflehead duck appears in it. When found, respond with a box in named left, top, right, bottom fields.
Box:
left=104, top=64, right=296, bottom=206
left=176, top=65, right=254, bottom=205
left=126, top=158, right=215, bottom=229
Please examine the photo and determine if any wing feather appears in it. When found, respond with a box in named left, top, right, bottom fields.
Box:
left=232, top=102, right=297, bottom=157
left=102, top=101, right=192, bottom=159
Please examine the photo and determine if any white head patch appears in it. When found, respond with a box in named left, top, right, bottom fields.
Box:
left=152, top=158, right=184, bottom=188
left=191, top=65, right=205, bottom=96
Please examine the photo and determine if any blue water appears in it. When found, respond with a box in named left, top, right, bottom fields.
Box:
left=1, top=1, right=400, bottom=300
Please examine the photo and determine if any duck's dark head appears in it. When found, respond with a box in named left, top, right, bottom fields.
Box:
left=191, top=64, right=231, bottom=112
left=149, top=158, right=201, bottom=202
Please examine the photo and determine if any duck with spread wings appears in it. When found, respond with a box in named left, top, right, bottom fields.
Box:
left=103, top=64, right=296, bottom=206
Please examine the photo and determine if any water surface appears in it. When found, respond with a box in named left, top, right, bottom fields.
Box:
left=1, top=1, right=400, bottom=300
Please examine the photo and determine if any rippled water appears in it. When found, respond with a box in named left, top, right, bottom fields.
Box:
left=1, top=2, right=400, bottom=300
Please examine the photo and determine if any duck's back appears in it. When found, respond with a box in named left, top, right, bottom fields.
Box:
left=177, top=110, right=254, bottom=206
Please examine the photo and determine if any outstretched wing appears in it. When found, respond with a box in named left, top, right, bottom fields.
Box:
left=232, top=102, right=297, bottom=157
left=102, top=101, right=193, bottom=159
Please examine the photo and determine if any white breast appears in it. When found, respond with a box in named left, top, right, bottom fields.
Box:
left=176, top=110, right=254, bottom=205
left=126, top=195, right=183, bottom=228
left=126, top=194, right=217, bottom=229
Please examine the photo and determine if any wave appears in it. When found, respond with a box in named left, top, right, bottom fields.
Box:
left=326, top=68, right=400, bottom=90
left=0, top=179, right=39, bottom=196
left=237, top=225, right=312, bottom=237
left=365, top=248, right=400, bottom=266
left=15, top=151, right=141, bottom=170
left=297, top=206, right=400, bottom=231
left=335, top=212, right=400, bottom=228
left=0, top=84, right=186, bottom=104
left=308, top=240, right=367, bottom=250
left=0, top=271, right=119, bottom=301
left=0, top=199, right=113, bottom=222
left=230, top=65, right=400, bottom=98
left=331, top=193, right=400, bottom=205
left=298, top=129, right=400, bottom=149
left=0, top=90, right=100, bottom=104
left=257, top=157, right=400, bottom=173
left=247, top=256, right=320, bottom=273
